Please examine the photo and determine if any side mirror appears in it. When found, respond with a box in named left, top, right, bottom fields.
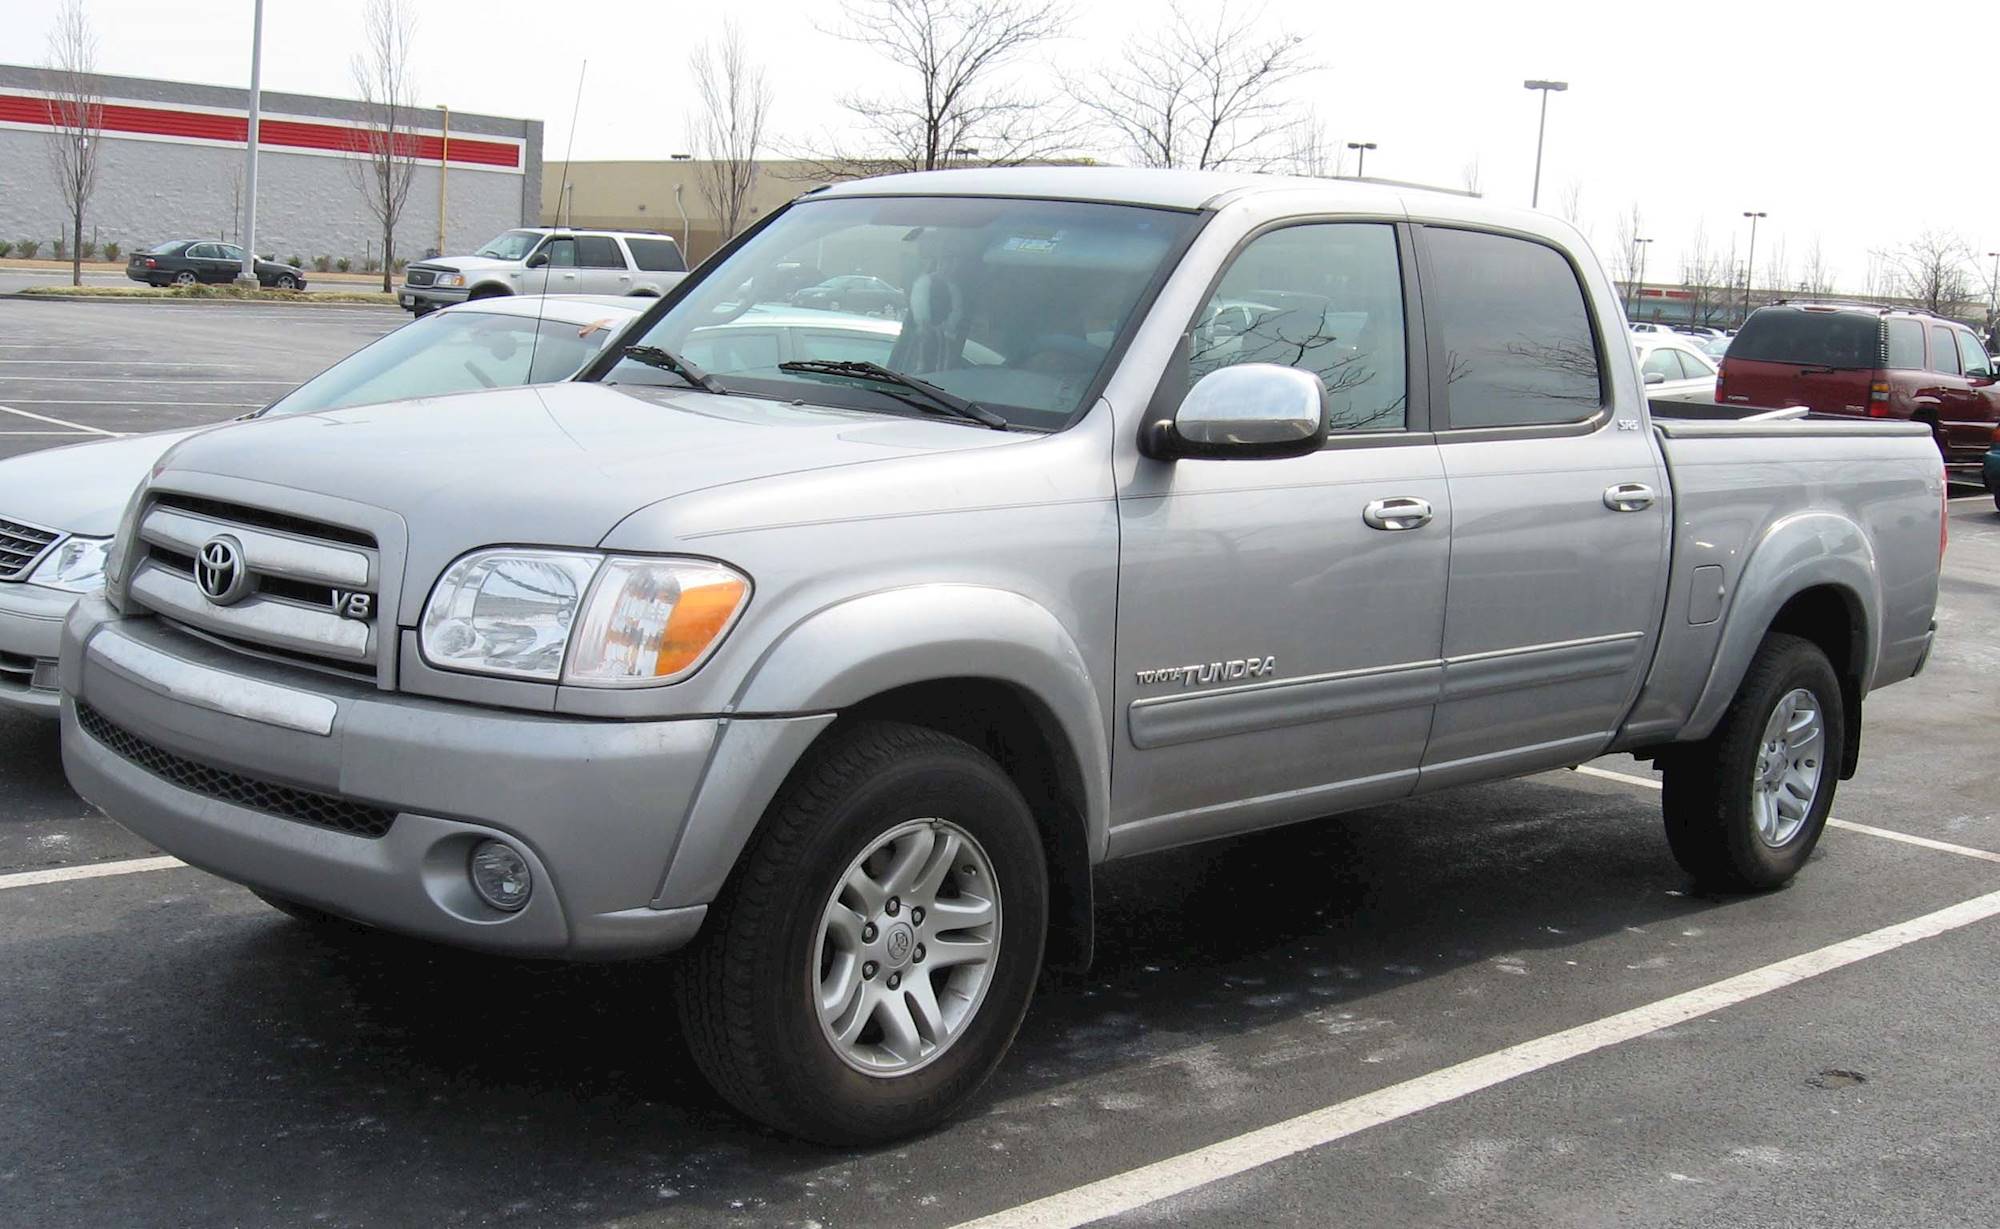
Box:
left=1643, top=371, right=1667, bottom=386
left=525, top=250, right=550, bottom=269
left=1145, top=363, right=1328, bottom=461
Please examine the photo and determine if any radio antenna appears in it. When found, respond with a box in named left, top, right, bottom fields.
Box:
left=527, top=60, right=589, bottom=396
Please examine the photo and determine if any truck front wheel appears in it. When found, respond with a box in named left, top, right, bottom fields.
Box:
left=674, top=721, right=1048, bottom=1145
left=1661, top=633, right=1843, bottom=890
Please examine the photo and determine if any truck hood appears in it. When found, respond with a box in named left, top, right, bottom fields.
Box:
left=0, top=428, right=205, bottom=537
left=150, top=381, right=1027, bottom=610
left=414, top=255, right=516, bottom=275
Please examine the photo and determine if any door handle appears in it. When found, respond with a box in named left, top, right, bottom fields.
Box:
left=1362, top=496, right=1433, bottom=531
left=1604, top=483, right=1655, bottom=512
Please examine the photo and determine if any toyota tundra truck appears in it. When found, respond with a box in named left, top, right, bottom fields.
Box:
left=58, top=168, right=1945, bottom=1145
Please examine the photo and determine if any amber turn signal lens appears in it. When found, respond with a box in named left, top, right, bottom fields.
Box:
left=655, top=579, right=748, bottom=676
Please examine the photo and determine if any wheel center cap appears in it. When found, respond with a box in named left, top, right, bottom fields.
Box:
left=882, top=921, right=916, bottom=968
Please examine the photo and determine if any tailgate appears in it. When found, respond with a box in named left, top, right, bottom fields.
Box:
left=1718, top=357, right=1871, bottom=416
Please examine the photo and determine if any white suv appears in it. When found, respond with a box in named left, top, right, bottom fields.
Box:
left=399, top=228, right=687, bottom=314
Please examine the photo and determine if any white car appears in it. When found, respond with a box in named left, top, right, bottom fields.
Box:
left=399, top=228, right=688, bottom=315
left=1634, top=333, right=1719, bottom=402
left=0, top=295, right=648, bottom=717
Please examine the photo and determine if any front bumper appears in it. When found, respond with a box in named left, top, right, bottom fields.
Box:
left=397, top=284, right=471, bottom=312
left=0, top=580, right=72, bottom=716
left=60, top=597, right=831, bottom=958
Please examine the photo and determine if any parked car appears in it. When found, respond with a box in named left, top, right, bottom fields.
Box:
left=1717, top=301, right=2000, bottom=475
left=126, top=240, right=306, bottom=289
left=0, top=296, right=643, bottom=716
left=1628, top=320, right=1676, bottom=334
left=789, top=274, right=908, bottom=316
left=1671, top=324, right=1724, bottom=339
left=1698, top=333, right=1732, bottom=362
left=398, top=228, right=687, bottom=315
left=1634, top=333, right=1719, bottom=401
left=59, top=169, right=1943, bottom=1146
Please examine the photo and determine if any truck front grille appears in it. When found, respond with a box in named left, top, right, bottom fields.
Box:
left=125, top=495, right=380, bottom=679
left=404, top=267, right=438, bottom=287
left=0, top=516, right=63, bottom=581
left=75, top=701, right=397, bottom=838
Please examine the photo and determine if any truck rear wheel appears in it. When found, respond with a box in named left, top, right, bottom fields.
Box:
left=673, top=721, right=1047, bottom=1145
left=1660, top=633, right=1843, bottom=890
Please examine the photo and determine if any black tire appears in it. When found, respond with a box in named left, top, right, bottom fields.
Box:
left=273, top=273, right=298, bottom=290
left=1661, top=633, right=1843, bottom=891
left=674, top=720, right=1048, bottom=1146
left=467, top=285, right=509, bottom=301
left=172, top=270, right=198, bottom=286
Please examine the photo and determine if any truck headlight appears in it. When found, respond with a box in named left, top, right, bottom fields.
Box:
left=434, top=273, right=466, bottom=288
left=29, top=535, right=111, bottom=592
left=418, top=549, right=748, bottom=685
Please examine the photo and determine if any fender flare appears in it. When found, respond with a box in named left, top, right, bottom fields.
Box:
left=1683, top=511, right=1880, bottom=741
left=728, top=584, right=1112, bottom=859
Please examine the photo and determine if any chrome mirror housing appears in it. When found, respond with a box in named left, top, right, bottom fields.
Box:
left=1149, top=363, right=1329, bottom=460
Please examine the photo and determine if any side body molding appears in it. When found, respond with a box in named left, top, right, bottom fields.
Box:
left=675, top=583, right=1112, bottom=874
left=1680, top=511, right=1879, bottom=742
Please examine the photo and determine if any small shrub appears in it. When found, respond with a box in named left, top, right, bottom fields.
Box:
left=313, top=254, right=332, bottom=272
left=18, top=239, right=40, bottom=258
left=52, top=236, right=67, bottom=259
left=392, top=257, right=407, bottom=273
left=79, top=240, right=97, bottom=260
left=0, top=240, right=12, bottom=258
left=103, top=241, right=121, bottom=261
left=335, top=256, right=351, bottom=273
left=287, top=253, right=303, bottom=269
left=362, top=256, right=381, bottom=273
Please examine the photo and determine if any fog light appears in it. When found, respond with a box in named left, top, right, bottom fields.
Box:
left=469, top=840, right=531, bottom=912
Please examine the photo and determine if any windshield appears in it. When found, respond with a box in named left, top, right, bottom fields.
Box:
left=1730, top=309, right=1881, bottom=369
left=474, top=229, right=544, bottom=260
left=596, top=196, right=1198, bottom=430
left=261, top=309, right=630, bottom=416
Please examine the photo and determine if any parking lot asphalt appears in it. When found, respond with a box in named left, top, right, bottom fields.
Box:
left=0, top=296, right=401, bottom=460
left=0, top=302, right=1996, bottom=1228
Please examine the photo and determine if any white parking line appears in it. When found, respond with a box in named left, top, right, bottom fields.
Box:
left=1572, top=764, right=2000, bottom=863
left=0, top=403, right=124, bottom=435
left=952, top=885, right=2000, bottom=1229
left=0, top=855, right=184, bottom=892
left=0, top=377, right=292, bottom=385
left=2, top=399, right=260, bottom=408
left=0, top=360, right=251, bottom=368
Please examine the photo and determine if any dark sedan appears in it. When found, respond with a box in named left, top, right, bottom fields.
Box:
left=126, top=240, right=307, bottom=289
left=789, top=274, right=905, bottom=316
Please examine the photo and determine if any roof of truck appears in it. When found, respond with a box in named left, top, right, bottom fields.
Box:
left=816, top=166, right=1468, bottom=211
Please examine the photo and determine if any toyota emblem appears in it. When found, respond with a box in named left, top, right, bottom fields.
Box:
left=194, top=535, right=252, bottom=606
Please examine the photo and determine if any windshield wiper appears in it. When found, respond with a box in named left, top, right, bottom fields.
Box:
left=615, top=343, right=730, bottom=395
left=776, top=359, right=1008, bottom=430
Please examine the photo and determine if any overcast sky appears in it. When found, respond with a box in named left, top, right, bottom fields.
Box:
left=13, top=0, right=1999, bottom=297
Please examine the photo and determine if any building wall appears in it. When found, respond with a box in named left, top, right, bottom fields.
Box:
left=0, top=64, right=541, bottom=266
left=540, top=159, right=831, bottom=263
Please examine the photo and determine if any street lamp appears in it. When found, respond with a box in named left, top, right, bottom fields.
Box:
left=236, top=0, right=263, bottom=287
left=435, top=103, right=450, bottom=257
left=1522, top=80, right=1567, bottom=209
left=1630, top=236, right=1653, bottom=317
left=1346, top=141, right=1377, bottom=177
left=1741, top=211, right=1768, bottom=325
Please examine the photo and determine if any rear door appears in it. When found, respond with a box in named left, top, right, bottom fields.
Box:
left=574, top=235, right=630, bottom=294
left=1415, top=224, right=1671, bottom=788
left=1933, top=325, right=1997, bottom=464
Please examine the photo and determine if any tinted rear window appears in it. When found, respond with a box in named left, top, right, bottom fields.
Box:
left=625, top=238, right=685, bottom=272
left=1730, top=309, right=1881, bottom=369
left=1425, top=227, right=1603, bottom=429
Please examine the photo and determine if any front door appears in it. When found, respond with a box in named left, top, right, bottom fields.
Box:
left=1110, top=221, right=1451, bottom=856
left=529, top=236, right=579, bottom=295
left=1413, top=225, right=1671, bottom=788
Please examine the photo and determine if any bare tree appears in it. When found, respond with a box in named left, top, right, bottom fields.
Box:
left=1761, top=235, right=1789, bottom=298
left=1609, top=201, right=1642, bottom=308
left=347, top=0, right=419, bottom=292
left=1679, top=222, right=1733, bottom=328
left=1799, top=238, right=1835, bottom=299
left=1558, top=181, right=1586, bottom=236
left=1278, top=110, right=1343, bottom=177
left=797, top=0, right=1071, bottom=177
left=687, top=21, right=773, bottom=246
left=41, top=0, right=103, bottom=289
left=1459, top=157, right=1481, bottom=195
left=1880, top=229, right=1974, bottom=314
left=1069, top=2, right=1314, bottom=171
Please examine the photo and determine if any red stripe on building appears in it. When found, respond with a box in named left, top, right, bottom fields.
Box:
left=0, top=93, right=519, bottom=169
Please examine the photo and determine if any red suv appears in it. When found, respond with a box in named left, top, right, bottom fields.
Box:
left=1717, top=302, right=1999, bottom=475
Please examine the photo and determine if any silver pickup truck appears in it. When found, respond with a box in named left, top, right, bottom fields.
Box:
left=59, top=168, right=1944, bottom=1145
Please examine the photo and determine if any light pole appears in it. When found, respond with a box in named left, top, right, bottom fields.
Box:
left=1346, top=141, right=1377, bottom=177
left=435, top=104, right=450, bottom=256
left=236, top=0, right=263, bottom=287
left=1522, top=79, right=1567, bottom=208
left=1741, top=210, right=1767, bottom=325
left=1630, top=236, right=1652, bottom=318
